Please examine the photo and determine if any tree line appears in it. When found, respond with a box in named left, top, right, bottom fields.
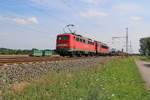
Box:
left=140, top=37, right=150, bottom=56
left=0, top=48, right=32, bottom=55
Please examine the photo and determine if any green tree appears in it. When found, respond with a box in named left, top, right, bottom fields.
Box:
left=0, top=48, right=32, bottom=55
left=140, top=37, right=150, bottom=56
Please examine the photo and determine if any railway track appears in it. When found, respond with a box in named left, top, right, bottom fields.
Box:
left=0, top=56, right=97, bottom=66
left=0, top=56, right=69, bottom=65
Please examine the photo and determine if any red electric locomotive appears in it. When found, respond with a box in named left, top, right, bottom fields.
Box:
left=56, top=33, right=109, bottom=56
left=95, top=41, right=109, bottom=55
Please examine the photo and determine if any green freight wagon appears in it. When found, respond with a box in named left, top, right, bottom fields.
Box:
left=31, top=49, right=43, bottom=57
left=43, top=50, right=53, bottom=56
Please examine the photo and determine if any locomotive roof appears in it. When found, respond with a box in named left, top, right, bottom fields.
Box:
left=94, top=41, right=108, bottom=46
left=101, top=43, right=108, bottom=46
left=58, top=33, right=108, bottom=46
left=59, top=33, right=93, bottom=40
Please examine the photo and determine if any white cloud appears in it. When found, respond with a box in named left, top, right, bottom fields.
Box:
left=31, top=0, right=107, bottom=6
left=30, top=0, right=49, bottom=5
left=30, top=0, right=67, bottom=6
left=80, top=0, right=107, bottom=5
left=131, top=16, right=142, bottom=21
left=0, top=15, right=39, bottom=24
left=80, top=10, right=108, bottom=18
left=29, top=0, right=70, bottom=12
left=13, top=17, right=39, bottom=25
left=114, top=3, right=141, bottom=14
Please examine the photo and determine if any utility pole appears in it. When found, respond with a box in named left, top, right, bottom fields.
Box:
left=112, top=28, right=129, bottom=54
left=126, top=28, right=129, bottom=53
left=130, top=41, right=132, bottom=54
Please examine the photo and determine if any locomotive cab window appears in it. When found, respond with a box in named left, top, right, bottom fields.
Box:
left=83, top=40, right=85, bottom=43
left=63, top=36, right=69, bottom=40
left=76, top=38, right=80, bottom=41
left=57, top=36, right=69, bottom=40
left=80, top=39, right=83, bottom=42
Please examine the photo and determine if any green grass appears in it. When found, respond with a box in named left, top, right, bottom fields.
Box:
left=139, top=56, right=150, bottom=62
left=2, top=57, right=150, bottom=100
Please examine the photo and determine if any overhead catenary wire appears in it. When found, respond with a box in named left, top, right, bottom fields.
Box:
left=112, top=28, right=129, bottom=53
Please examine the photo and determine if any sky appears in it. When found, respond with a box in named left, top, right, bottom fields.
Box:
left=0, top=0, right=150, bottom=53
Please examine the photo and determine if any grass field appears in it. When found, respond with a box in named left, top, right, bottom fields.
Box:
left=140, top=56, right=150, bottom=62
left=2, top=57, right=150, bottom=100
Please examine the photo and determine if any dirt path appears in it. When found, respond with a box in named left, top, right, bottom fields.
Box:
left=136, top=60, right=150, bottom=90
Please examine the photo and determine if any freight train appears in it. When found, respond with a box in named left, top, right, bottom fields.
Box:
left=30, top=49, right=54, bottom=57
left=56, top=33, right=109, bottom=57
left=30, top=32, right=125, bottom=57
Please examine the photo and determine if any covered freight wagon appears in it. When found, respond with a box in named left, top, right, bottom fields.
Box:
left=31, top=49, right=43, bottom=57
left=43, top=50, right=53, bottom=56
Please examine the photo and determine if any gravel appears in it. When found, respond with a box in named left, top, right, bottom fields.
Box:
left=0, top=57, right=108, bottom=89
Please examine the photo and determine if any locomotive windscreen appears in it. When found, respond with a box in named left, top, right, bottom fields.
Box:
left=57, top=36, right=69, bottom=41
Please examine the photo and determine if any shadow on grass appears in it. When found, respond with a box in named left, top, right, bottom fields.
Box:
left=144, top=64, right=150, bottom=67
